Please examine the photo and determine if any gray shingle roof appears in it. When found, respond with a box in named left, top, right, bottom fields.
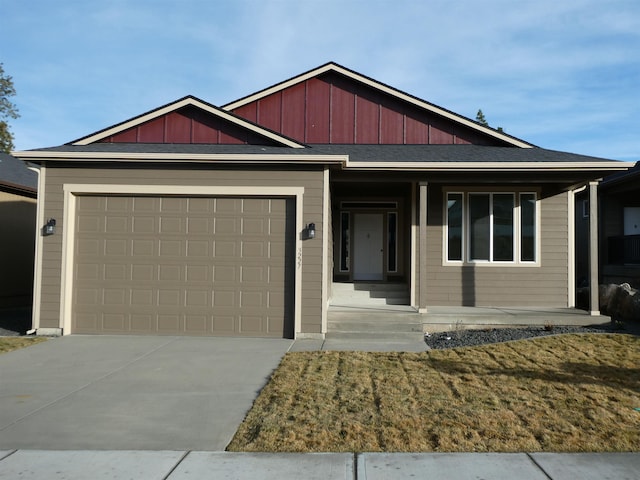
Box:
left=24, top=143, right=622, bottom=165
left=0, top=153, right=37, bottom=193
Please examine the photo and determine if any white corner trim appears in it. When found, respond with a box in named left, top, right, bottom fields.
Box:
left=321, top=167, right=330, bottom=334
left=28, top=166, right=44, bottom=332
left=568, top=189, right=576, bottom=307
left=410, top=182, right=417, bottom=308
left=60, top=184, right=305, bottom=336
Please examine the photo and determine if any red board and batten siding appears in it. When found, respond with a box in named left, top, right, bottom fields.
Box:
left=230, top=72, right=502, bottom=146
left=99, top=106, right=277, bottom=145
left=97, top=71, right=503, bottom=147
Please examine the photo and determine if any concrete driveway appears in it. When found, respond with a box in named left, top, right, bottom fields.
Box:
left=0, top=336, right=292, bottom=450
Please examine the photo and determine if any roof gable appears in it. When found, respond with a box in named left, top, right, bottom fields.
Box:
left=223, top=62, right=533, bottom=148
left=71, top=96, right=305, bottom=148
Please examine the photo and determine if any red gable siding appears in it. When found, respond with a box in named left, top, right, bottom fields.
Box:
left=99, top=106, right=277, bottom=145
left=230, top=71, right=505, bottom=146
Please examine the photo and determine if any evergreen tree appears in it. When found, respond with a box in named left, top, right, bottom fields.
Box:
left=475, top=109, right=488, bottom=127
left=0, top=63, right=20, bottom=153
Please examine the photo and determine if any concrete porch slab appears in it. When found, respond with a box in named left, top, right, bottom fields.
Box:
left=423, top=306, right=611, bottom=332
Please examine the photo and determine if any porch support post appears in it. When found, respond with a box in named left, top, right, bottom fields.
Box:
left=588, top=180, right=600, bottom=315
left=418, top=182, right=428, bottom=313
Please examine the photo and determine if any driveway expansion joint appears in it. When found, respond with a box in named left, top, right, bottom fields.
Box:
left=527, top=453, right=554, bottom=480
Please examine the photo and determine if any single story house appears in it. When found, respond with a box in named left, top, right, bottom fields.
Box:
left=0, top=152, right=37, bottom=309
left=14, top=62, right=630, bottom=338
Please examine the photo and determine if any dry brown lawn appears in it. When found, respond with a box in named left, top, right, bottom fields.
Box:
left=228, top=334, right=640, bottom=453
left=0, top=337, right=46, bottom=354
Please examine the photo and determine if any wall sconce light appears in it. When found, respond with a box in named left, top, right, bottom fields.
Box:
left=305, top=223, right=316, bottom=240
left=43, top=218, right=56, bottom=236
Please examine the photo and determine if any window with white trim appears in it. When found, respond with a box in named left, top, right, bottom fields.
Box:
left=446, top=191, right=538, bottom=264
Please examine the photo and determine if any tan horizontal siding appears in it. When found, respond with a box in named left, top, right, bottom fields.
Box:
left=425, top=186, right=569, bottom=307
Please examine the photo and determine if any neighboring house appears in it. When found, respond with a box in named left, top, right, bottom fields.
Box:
left=13, top=62, right=630, bottom=337
left=576, top=161, right=640, bottom=292
left=0, top=153, right=37, bottom=308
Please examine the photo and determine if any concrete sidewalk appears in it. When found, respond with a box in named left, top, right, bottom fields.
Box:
left=1, top=450, right=638, bottom=479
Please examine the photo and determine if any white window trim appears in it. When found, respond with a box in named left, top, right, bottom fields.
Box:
left=339, top=211, right=350, bottom=273
left=443, top=189, right=540, bottom=267
left=518, top=192, right=539, bottom=264
left=387, top=211, right=398, bottom=273
left=444, top=192, right=465, bottom=264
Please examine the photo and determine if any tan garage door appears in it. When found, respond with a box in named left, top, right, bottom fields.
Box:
left=72, top=195, right=294, bottom=337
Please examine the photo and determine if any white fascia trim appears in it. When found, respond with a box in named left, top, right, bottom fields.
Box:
left=222, top=63, right=532, bottom=148
left=72, top=97, right=305, bottom=148
left=13, top=151, right=347, bottom=164
left=60, top=184, right=305, bottom=336
left=341, top=161, right=630, bottom=171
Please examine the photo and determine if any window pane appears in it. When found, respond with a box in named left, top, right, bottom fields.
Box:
left=469, top=194, right=490, bottom=260
left=493, top=194, right=514, bottom=261
left=340, top=212, right=350, bottom=271
left=447, top=193, right=463, bottom=261
left=521, top=193, right=536, bottom=261
left=388, top=212, right=397, bottom=271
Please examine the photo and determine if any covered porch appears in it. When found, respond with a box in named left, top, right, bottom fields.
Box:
left=328, top=169, right=604, bottom=324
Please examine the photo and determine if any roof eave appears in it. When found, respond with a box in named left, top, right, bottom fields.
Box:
left=11, top=151, right=628, bottom=174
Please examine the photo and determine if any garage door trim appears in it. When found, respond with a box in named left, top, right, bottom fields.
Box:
left=61, top=184, right=304, bottom=336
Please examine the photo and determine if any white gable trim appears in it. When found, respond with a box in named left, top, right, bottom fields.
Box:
left=222, top=62, right=533, bottom=149
left=72, top=97, right=306, bottom=148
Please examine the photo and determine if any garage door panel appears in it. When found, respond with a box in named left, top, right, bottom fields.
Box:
left=76, top=288, right=99, bottom=305
left=185, top=315, right=208, bottom=333
left=132, top=264, right=155, bottom=281
left=103, top=314, right=127, bottom=331
left=106, top=216, right=128, bottom=233
left=212, top=316, right=236, bottom=333
left=106, top=196, right=131, bottom=212
left=131, top=289, right=154, bottom=305
left=131, top=315, right=153, bottom=331
left=159, top=197, right=186, bottom=213
left=213, top=290, right=236, bottom=307
left=187, top=240, right=211, bottom=257
left=132, top=196, right=158, bottom=212
left=73, top=195, right=294, bottom=337
left=158, top=315, right=181, bottom=332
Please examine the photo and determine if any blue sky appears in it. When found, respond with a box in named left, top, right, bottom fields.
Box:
left=2, top=0, right=639, bottom=161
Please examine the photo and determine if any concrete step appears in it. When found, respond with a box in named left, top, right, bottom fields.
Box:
left=329, top=320, right=423, bottom=332
left=327, top=307, right=423, bottom=339
left=330, top=283, right=410, bottom=307
left=331, top=282, right=409, bottom=291
left=325, top=331, right=426, bottom=341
